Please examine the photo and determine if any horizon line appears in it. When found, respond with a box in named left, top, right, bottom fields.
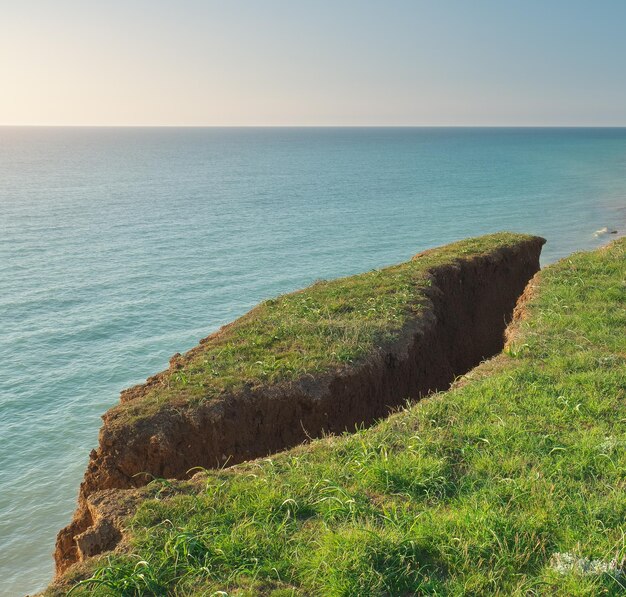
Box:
left=2, top=124, right=626, bottom=129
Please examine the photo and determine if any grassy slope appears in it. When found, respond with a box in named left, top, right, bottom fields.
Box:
left=63, top=239, right=625, bottom=596
left=116, top=232, right=533, bottom=422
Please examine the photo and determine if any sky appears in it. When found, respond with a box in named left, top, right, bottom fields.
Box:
left=1, top=0, right=626, bottom=126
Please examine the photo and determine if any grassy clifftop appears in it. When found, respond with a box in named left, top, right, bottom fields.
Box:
left=55, top=232, right=544, bottom=576
left=114, top=232, right=537, bottom=423
left=56, top=238, right=625, bottom=596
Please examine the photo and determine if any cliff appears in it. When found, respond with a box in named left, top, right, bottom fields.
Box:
left=54, top=233, right=545, bottom=577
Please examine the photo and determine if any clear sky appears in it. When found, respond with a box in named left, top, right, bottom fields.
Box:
left=2, top=0, right=626, bottom=126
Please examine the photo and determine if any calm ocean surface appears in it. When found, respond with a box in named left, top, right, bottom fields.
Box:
left=1, top=127, right=625, bottom=595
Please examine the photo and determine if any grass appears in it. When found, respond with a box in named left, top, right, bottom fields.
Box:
left=56, top=238, right=625, bottom=596
left=113, top=232, right=534, bottom=423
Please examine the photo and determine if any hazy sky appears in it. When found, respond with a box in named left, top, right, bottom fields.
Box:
left=2, top=0, right=626, bottom=126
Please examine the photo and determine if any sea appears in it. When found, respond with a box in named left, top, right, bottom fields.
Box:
left=1, top=127, right=625, bottom=596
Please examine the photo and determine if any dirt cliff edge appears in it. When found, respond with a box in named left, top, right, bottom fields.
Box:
left=54, top=235, right=545, bottom=576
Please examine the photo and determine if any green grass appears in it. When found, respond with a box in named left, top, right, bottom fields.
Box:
left=114, top=232, right=534, bottom=423
left=57, top=238, right=625, bottom=596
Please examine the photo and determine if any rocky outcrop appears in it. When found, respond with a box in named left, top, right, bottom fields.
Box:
left=54, top=235, right=545, bottom=576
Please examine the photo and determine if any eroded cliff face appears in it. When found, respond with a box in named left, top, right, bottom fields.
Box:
left=54, top=236, right=545, bottom=576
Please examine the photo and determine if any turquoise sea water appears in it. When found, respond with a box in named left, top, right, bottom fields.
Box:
left=0, top=127, right=625, bottom=595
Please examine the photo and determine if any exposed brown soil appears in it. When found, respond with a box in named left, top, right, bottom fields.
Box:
left=504, top=269, right=542, bottom=349
left=54, top=237, right=544, bottom=576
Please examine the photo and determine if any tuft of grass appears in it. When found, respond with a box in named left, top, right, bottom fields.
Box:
left=113, top=233, right=536, bottom=424
left=55, top=238, right=625, bottom=596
